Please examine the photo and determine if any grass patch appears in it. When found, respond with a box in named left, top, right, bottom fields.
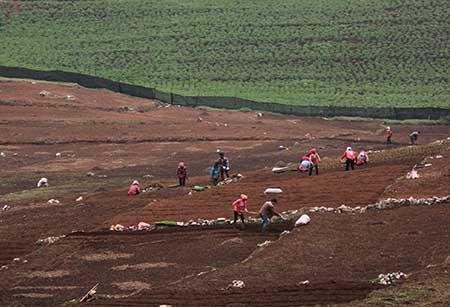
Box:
left=365, top=286, right=434, bottom=305
left=383, top=118, right=450, bottom=126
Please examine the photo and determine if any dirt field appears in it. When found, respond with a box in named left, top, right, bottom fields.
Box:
left=0, top=80, right=449, bottom=307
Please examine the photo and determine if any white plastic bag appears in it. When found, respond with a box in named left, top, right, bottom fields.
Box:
left=264, top=188, right=283, bottom=194
left=37, top=177, right=49, bottom=188
left=295, top=214, right=311, bottom=227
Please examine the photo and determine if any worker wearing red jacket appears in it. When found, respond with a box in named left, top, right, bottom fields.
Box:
left=231, top=194, right=249, bottom=226
left=176, top=162, right=187, bottom=186
left=341, top=147, right=356, bottom=171
left=386, top=127, right=393, bottom=144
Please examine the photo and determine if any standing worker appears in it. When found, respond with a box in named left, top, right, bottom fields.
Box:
left=341, top=147, right=356, bottom=171
left=176, top=162, right=187, bottom=187
left=210, top=161, right=221, bottom=186
left=386, top=127, right=393, bottom=144
left=231, top=194, right=249, bottom=227
left=219, top=152, right=230, bottom=181
left=308, top=148, right=321, bottom=176
left=409, top=131, right=420, bottom=145
left=258, top=199, right=286, bottom=232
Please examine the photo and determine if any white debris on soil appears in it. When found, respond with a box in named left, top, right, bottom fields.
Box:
left=278, top=145, right=288, bottom=150
left=0, top=265, right=8, bottom=270
left=76, top=196, right=83, bottom=202
left=376, top=272, right=407, bottom=285
left=0, top=152, right=6, bottom=157
left=406, top=169, right=420, bottom=179
left=229, top=280, right=245, bottom=289
left=307, top=195, right=450, bottom=215
left=257, top=240, right=272, bottom=248
left=86, top=172, right=95, bottom=177
left=272, top=166, right=289, bottom=173
left=35, top=236, right=65, bottom=245
left=40, top=90, right=75, bottom=100
left=1, top=205, right=10, bottom=211
left=55, top=152, right=61, bottom=157
left=47, top=199, right=60, bottom=204
left=295, top=214, right=311, bottom=227
left=137, top=222, right=151, bottom=230
left=37, top=177, right=49, bottom=188
left=280, top=230, right=291, bottom=236
left=143, top=174, right=154, bottom=178
left=110, top=224, right=125, bottom=232
left=13, top=258, right=21, bottom=262
left=298, top=280, right=310, bottom=286
left=217, top=174, right=244, bottom=186
left=80, top=283, right=98, bottom=303
left=110, top=222, right=154, bottom=232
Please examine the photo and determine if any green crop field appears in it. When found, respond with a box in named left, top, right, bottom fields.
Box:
left=0, top=0, right=449, bottom=108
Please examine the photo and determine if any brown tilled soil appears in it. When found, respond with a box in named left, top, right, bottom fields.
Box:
left=0, top=79, right=449, bottom=307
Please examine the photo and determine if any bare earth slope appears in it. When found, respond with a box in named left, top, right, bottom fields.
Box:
left=0, top=80, right=449, bottom=307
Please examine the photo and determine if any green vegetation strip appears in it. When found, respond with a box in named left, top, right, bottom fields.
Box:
left=0, top=0, right=449, bottom=109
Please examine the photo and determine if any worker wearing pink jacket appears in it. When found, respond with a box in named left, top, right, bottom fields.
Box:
left=231, top=194, right=249, bottom=226
left=128, top=180, right=141, bottom=196
left=308, top=148, right=321, bottom=176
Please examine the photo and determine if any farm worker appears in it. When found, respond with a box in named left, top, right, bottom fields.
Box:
left=37, top=177, right=49, bottom=188
left=341, top=147, right=356, bottom=171
left=219, top=152, right=230, bottom=180
left=258, top=199, right=286, bottom=232
left=356, top=150, right=369, bottom=165
left=409, top=131, right=420, bottom=145
left=231, top=194, right=249, bottom=226
left=127, top=180, right=141, bottom=196
left=385, top=127, right=393, bottom=144
left=176, top=162, right=187, bottom=186
left=307, top=148, right=321, bottom=176
left=298, top=155, right=312, bottom=173
left=210, top=161, right=221, bottom=186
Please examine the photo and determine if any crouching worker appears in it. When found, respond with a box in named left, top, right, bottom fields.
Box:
left=341, top=147, right=356, bottom=171
left=308, top=148, right=321, bottom=176
left=128, top=180, right=141, bottom=196
left=356, top=150, right=369, bottom=166
left=231, top=194, right=249, bottom=227
left=210, top=161, right=221, bottom=186
left=258, top=199, right=286, bottom=232
left=409, top=131, right=420, bottom=145
left=298, top=155, right=312, bottom=173
left=177, top=162, right=187, bottom=186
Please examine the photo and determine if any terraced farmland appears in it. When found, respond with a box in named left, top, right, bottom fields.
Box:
left=0, top=0, right=449, bottom=108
